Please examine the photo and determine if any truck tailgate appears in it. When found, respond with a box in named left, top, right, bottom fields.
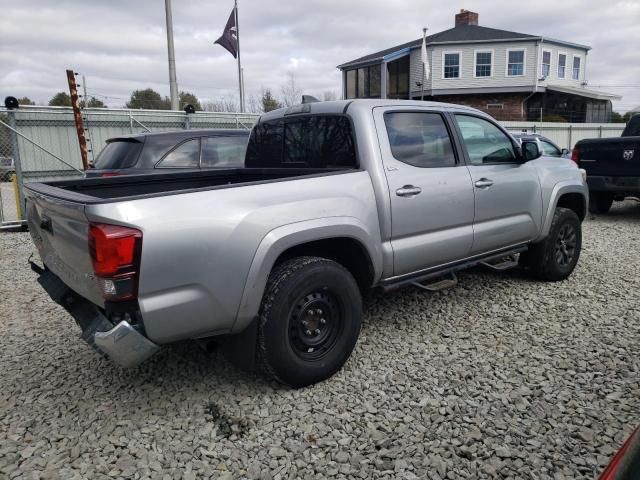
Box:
left=26, top=189, right=104, bottom=307
left=578, top=137, right=640, bottom=177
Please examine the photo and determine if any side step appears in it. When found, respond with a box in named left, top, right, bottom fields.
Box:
left=480, top=255, right=519, bottom=271
left=411, top=272, right=458, bottom=292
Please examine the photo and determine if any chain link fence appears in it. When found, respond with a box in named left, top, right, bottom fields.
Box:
left=0, top=106, right=259, bottom=229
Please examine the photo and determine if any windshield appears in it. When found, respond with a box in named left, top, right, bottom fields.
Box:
left=94, top=140, right=143, bottom=169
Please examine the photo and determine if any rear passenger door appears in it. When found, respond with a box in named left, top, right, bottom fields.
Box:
left=374, top=108, right=475, bottom=276
left=452, top=114, right=542, bottom=254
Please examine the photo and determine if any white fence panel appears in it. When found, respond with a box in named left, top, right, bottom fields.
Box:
left=502, top=121, right=625, bottom=150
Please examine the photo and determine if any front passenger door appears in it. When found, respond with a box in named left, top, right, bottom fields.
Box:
left=453, top=114, right=542, bottom=255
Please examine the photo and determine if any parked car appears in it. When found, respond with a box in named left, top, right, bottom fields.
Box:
left=573, top=114, right=640, bottom=213
left=0, top=156, right=15, bottom=182
left=510, top=133, right=570, bottom=158
left=86, top=129, right=250, bottom=177
left=599, top=426, right=640, bottom=480
left=25, top=99, right=588, bottom=387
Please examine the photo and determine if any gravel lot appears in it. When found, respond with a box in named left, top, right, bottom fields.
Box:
left=1, top=202, right=639, bottom=480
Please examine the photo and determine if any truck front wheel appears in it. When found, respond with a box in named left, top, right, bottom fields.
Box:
left=589, top=191, right=614, bottom=214
left=524, top=207, right=582, bottom=282
left=258, top=256, right=362, bottom=388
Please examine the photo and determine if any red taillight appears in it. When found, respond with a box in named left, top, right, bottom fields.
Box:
left=88, top=223, right=142, bottom=301
left=571, top=147, right=580, bottom=163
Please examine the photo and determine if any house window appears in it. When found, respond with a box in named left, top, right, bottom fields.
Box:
left=475, top=51, right=492, bottom=77
left=541, top=50, right=551, bottom=78
left=345, top=66, right=382, bottom=99
left=507, top=50, right=525, bottom=76
left=572, top=56, right=581, bottom=80
left=443, top=52, right=460, bottom=79
left=558, top=53, right=567, bottom=78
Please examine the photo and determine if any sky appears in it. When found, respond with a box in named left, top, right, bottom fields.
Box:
left=1, top=0, right=639, bottom=112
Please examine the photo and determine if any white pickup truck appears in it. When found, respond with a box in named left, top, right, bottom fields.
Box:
left=25, top=99, right=588, bottom=387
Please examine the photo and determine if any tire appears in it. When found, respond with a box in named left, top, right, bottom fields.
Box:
left=589, top=191, right=614, bottom=214
left=524, top=207, right=582, bottom=282
left=258, top=256, right=362, bottom=388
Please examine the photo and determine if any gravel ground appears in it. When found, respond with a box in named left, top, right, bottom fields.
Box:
left=1, top=201, right=639, bottom=480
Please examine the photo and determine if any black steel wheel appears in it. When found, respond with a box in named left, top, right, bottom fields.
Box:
left=554, top=223, right=577, bottom=267
left=258, top=256, right=362, bottom=388
left=525, top=207, right=582, bottom=282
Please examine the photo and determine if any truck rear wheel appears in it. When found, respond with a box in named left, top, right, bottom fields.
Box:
left=589, top=191, right=614, bottom=214
left=524, top=207, right=582, bottom=282
left=258, top=256, right=362, bottom=388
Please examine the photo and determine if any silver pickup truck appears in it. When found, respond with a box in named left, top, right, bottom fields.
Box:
left=25, top=99, right=588, bottom=387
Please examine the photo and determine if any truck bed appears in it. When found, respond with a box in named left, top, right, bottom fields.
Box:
left=25, top=167, right=352, bottom=203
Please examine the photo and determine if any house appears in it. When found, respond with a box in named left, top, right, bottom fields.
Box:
left=337, top=9, right=621, bottom=122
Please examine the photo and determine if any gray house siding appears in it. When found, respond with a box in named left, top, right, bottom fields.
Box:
left=410, top=41, right=542, bottom=95
left=407, top=40, right=589, bottom=97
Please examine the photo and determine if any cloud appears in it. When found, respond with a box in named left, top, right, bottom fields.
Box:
left=0, top=0, right=637, bottom=111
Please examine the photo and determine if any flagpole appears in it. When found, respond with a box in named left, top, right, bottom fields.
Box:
left=421, top=27, right=427, bottom=102
left=234, top=0, right=245, bottom=112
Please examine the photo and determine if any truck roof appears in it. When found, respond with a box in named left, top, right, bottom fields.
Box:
left=258, top=99, right=485, bottom=123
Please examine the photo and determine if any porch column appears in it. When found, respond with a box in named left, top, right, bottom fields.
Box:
left=380, top=61, right=387, bottom=99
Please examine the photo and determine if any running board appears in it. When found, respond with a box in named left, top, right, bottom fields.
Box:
left=411, top=273, right=458, bottom=292
left=380, top=245, right=528, bottom=293
left=480, top=255, right=519, bottom=271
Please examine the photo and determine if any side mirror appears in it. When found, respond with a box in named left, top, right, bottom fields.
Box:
left=561, top=148, right=569, bottom=155
left=521, top=140, right=542, bottom=161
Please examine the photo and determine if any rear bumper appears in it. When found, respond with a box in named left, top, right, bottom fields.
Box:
left=32, top=263, right=159, bottom=367
left=587, top=175, right=640, bottom=194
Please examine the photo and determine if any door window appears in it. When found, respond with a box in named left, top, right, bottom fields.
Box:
left=384, top=112, right=456, bottom=168
left=539, top=139, right=561, bottom=157
left=455, top=115, right=517, bottom=165
left=157, top=139, right=200, bottom=168
left=201, top=136, right=248, bottom=168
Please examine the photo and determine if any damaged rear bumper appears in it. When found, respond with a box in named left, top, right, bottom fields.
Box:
left=31, top=262, right=159, bottom=367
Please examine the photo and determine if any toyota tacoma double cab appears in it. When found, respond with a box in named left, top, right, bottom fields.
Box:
left=573, top=113, right=640, bottom=213
left=25, top=99, right=588, bottom=387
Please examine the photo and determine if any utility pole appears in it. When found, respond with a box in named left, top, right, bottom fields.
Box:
left=164, top=0, right=179, bottom=110
left=66, top=69, right=90, bottom=170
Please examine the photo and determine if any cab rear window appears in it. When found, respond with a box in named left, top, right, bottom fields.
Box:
left=245, top=115, right=357, bottom=168
left=94, top=140, right=143, bottom=169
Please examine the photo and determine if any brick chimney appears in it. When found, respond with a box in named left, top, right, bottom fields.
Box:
left=455, top=9, right=478, bottom=27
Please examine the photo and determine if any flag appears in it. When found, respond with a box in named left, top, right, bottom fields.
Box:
left=215, top=7, right=238, bottom=58
left=421, top=34, right=430, bottom=81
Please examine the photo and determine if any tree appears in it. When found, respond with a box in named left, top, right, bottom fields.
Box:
left=48, top=92, right=71, bottom=107
left=18, top=97, right=35, bottom=106
left=261, top=88, right=282, bottom=112
left=81, top=96, right=106, bottom=108
left=611, top=112, right=625, bottom=123
left=202, top=97, right=240, bottom=112
left=280, top=72, right=303, bottom=107
left=178, top=91, right=202, bottom=111
left=126, top=88, right=171, bottom=110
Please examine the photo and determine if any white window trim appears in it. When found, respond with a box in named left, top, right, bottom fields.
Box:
left=557, top=51, right=568, bottom=79
left=441, top=50, right=462, bottom=79
left=540, top=48, right=552, bottom=79
left=572, top=54, right=582, bottom=81
left=505, top=48, right=526, bottom=77
left=473, top=49, right=494, bottom=78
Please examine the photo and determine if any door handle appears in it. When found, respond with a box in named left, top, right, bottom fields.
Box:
left=474, top=178, right=494, bottom=189
left=396, top=185, right=422, bottom=197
